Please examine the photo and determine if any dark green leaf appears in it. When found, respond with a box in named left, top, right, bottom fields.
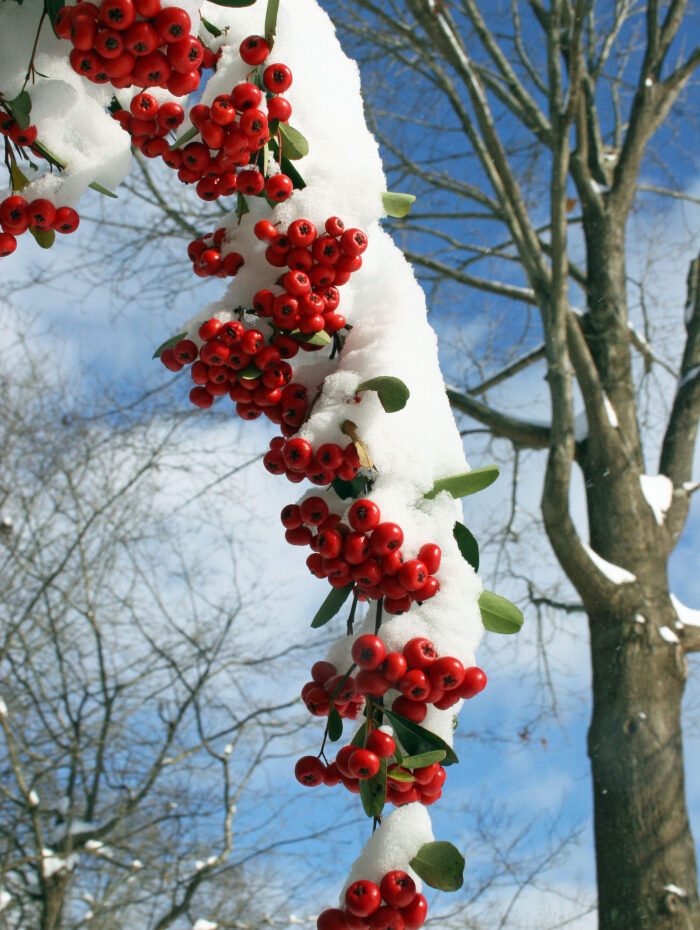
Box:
left=331, top=475, right=369, bottom=500
left=264, top=0, right=279, bottom=43
left=170, top=126, right=198, bottom=149
left=45, top=0, right=67, bottom=29
left=359, top=758, right=386, bottom=819
left=424, top=464, right=499, bottom=500
left=479, top=590, right=524, bottom=634
left=291, top=329, right=331, bottom=346
left=200, top=15, right=222, bottom=35
left=382, top=709, right=458, bottom=766
left=278, top=122, right=309, bottom=160
left=88, top=180, right=118, bottom=198
left=351, top=721, right=368, bottom=748
left=29, top=227, right=55, bottom=250
left=381, top=191, right=416, bottom=218
left=453, top=521, right=479, bottom=571
left=410, top=841, right=465, bottom=892
left=281, top=154, right=306, bottom=189
left=400, top=750, right=446, bottom=769
left=311, top=583, right=354, bottom=628
left=328, top=704, right=343, bottom=742
left=7, top=91, right=32, bottom=130
left=236, top=193, right=250, bottom=221
left=356, top=376, right=410, bottom=413
left=152, top=332, right=187, bottom=359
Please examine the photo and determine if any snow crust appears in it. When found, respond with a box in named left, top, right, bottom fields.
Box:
left=671, top=594, right=700, bottom=629
left=582, top=543, right=636, bottom=584
left=602, top=393, right=618, bottom=428
left=659, top=626, right=680, bottom=644
left=192, top=921, right=218, bottom=930
left=341, top=804, right=434, bottom=897
left=639, top=474, right=673, bottom=525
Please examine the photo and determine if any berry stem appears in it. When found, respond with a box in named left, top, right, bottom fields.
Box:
left=346, top=588, right=360, bottom=635
left=374, top=597, right=384, bottom=635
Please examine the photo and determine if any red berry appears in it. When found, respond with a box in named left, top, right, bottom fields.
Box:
left=124, top=20, right=158, bottom=55
left=401, top=895, right=427, bottom=930
left=402, top=637, right=437, bottom=670
left=354, top=669, right=390, bottom=696
left=311, top=660, right=336, bottom=685
left=294, top=755, right=325, bottom=787
left=346, top=880, right=382, bottom=918
left=348, top=748, right=380, bottom=779
left=325, top=216, right=345, bottom=237
left=348, top=499, right=381, bottom=532
left=0, top=232, right=17, bottom=256
left=369, top=523, right=404, bottom=557
left=351, top=634, right=386, bottom=671
left=99, top=0, right=135, bottom=31
left=429, top=656, right=465, bottom=691
left=417, top=543, right=441, bottom=574
left=366, top=729, right=396, bottom=758
left=239, top=34, right=270, bottom=66
left=391, top=696, right=427, bottom=723
left=398, top=669, right=431, bottom=702
left=254, top=219, right=278, bottom=241
left=263, top=62, right=293, bottom=93
left=335, top=745, right=357, bottom=778
left=155, top=6, right=190, bottom=42
left=341, top=227, right=369, bottom=256
left=458, top=666, right=487, bottom=699
left=415, top=576, right=439, bottom=601
left=265, top=173, right=293, bottom=202
left=317, top=443, right=344, bottom=470
left=380, top=872, right=416, bottom=909
left=344, top=911, right=370, bottom=930
left=27, top=199, right=56, bottom=231
left=381, top=652, right=407, bottom=682
left=283, top=437, right=314, bottom=472
left=397, top=559, right=428, bottom=592
left=368, top=906, right=404, bottom=930
left=300, top=496, right=329, bottom=526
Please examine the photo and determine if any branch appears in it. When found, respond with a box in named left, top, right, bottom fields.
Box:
left=446, top=386, right=551, bottom=449
left=404, top=250, right=537, bottom=303
left=659, top=251, right=700, bottom=542
left=467, top=343, right=546, bottom=394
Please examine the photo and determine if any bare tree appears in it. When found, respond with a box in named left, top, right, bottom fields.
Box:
left=315, top=2, right=700, bottom=928
left=0, top=332, right=316, bottom=930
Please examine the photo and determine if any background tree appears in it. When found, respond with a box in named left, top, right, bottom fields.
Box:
left=318, top=2, right=700, bottom=929
left=0, top=329, right=323, bottom=930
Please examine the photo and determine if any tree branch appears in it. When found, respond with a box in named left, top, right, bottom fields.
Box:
left=446, top=386, right=551, bottom=448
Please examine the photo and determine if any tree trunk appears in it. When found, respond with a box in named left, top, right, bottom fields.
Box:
left=588, top=596, right=700, bottom=930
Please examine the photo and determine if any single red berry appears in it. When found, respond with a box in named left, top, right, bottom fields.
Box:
left=325, top=216, right=345, bottom=237
left=417, top=543, right=441, bottom=574
left=254, top=219, right=278, bottom=241
left=52, top=206, right=80, bottom=234
left=237, top=169, right=264, bottom=195
left=167, top=68, right=199, bottom=95
left=323, top=762, right=342, bottom=786
left=391, top=696, right=427, bottom=723
left=283, top=437, right=313, bottom=472
left=381, top=652, right=407, bottom=682
left=344, top=911, right=370, bottom=930
left=267, top=95, right=292, bottom=121
left=369, top=522, right=404, bottom=557
left=263, top=62, right=293, bottom=93
left=401, top=894, right=427, bottom=930
left=265, top=173, right=293, bottom=202
left=124, top=20, right=158, bottom=55
left=334, top=745, right=358, bottom=778
left=366, top=729, right=396, bottom=758
left=294, top=755, right=325, bottom=787
left=458, top=666, right=487, bottom=699
left=429, top=656, right=465, bottom=691
left=0, top=232, right=17, bottom=256
left=340, top=227, right=368, bottom=257
left=348, top=748, right=380, bottom=779
left=99, top=0, right=135, bottom=31
left=397, top=559, right=428, bottom=592
left=380, top=872, right=416, bottom=910
left=351, top=558, right=383, bottom=589
left=354, top=669, right=390, bottom=697
left=239, top=34, right=270, bottom=66
left=368, top=906, right=404, bottom=930
left=398, top=669, right=431, bottom=702
left=351, top=634, right=386, bottom=671
left=155, top=6, right=190, bottom=43
left=346, top=880, right=382, bottom=918
left=311, top=660, right=336, bottom=685
left=415, top=576, right=439, bottom=601
left=348, top=499, right=381, bottom=532
left=189, top=386, right=214, bottom=408
left=403, top=637, right=437, bottom=670
left=300, top=496, right=329, bottom=526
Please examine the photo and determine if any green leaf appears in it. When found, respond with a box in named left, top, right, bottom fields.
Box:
left=152, top=332, right=187, bottom=359
left=207, top=0, right=256, bottom=6
left=453, top=521, right=479, bottom=571
left=410, top=841, right=465, bottom=892
left=281, top=154, right=306, bottom=189
left=236, top=193, right=250, bottom=222
left=479, top=590, right=524, bottom=635
left=381, top=191, right=416, bottom=218
left=278, top=123, right=309, bottom=160
left=331, top=475, right=368, bottom=500
left=9, top=162, right=30, bottom=192
left=311, top=583, right=354, bottom=629
left=386, top=768, right=415, bottom=782
left=170, top=126, right=198, bottom=150
left=328, top=704, right=343, bottom=742
left=264, top=0, right=280, bottom=43
left=200, top=15, right=223, bottom=36
left=7, top=91, right=32, bottom=130
left=88, top=180, right=118, bottom=198
left=400, top=750, right=446, bottom=769
left=356, top=376, right=410, bottom=413
left=359, top=758, right=386, bottom=819
left=45, top=0, right=67, bottom=29
left=351, top=721, right=368, bottom=748
left=291, top=329, right=331, bottom=346
left=382, top=709, right=458, bottom=766
left=424, top=464, right=499, bottom=501
left=29, top=226, right=55, bottom=250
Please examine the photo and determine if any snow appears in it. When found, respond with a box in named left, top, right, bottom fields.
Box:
left=678, top=364, right=700, bottom=390
left=341, top=804, right=434, bottom=896
left=0, top=889, right=10, bottom=913
left=602, top=393, right=618, bottom=428
left=634, top=614, right=646, bottom=624
left=639, top=474, right=673, bottom=525
left=659, top=626, right=680, bottom=644
left=671, top=594, right=700, bottom=628
left=574, top=409, right=588, bottom=441
left=663, top=884, right=687, bottom=897
left=193, top=921, right=218, bottom=930
left=582, top=543, right=636, bottom=584
left=0, top=697, right=6, bottom=719
left=131, top=859, right=144, bottom=870
left=28, top=790, right=39, bottom=807
left=41, top=849, right=78, bottom=878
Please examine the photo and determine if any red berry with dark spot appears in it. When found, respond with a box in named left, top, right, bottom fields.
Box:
left=348, top=748, right=380, bottom=779
left=346, top=880, right=382, bottom=918
left=263, top=62, right=293, bottom=93
left=239, top=34, right=270, bottom=66
left=351, top=634, right=386, bottom=671
left=370, top=523, right=404, bottom=557
left=380, top=872, right=416, bottom=909
left=294, top=755, right=325, bottom=787
left=403, top=637, right=437, bottom=670
left=366, top=729, right=396, bottom=758
left=458, top=666, right=487, bottom=699
left=348, top=499, right=381, bottom=532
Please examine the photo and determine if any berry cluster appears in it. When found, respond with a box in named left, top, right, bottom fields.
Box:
left=266, top=439, right=361, bottom=485
left=186, top=226, right=244, bottom=279
left=281, top=498, right=441, bottom=613
left=317, top=871, right=428, bottom=930
left=111, top=91, right=186, bottom=157
left=55, top=0, right=210, bottom=94
left=0, top=195, right=80, bottom=257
